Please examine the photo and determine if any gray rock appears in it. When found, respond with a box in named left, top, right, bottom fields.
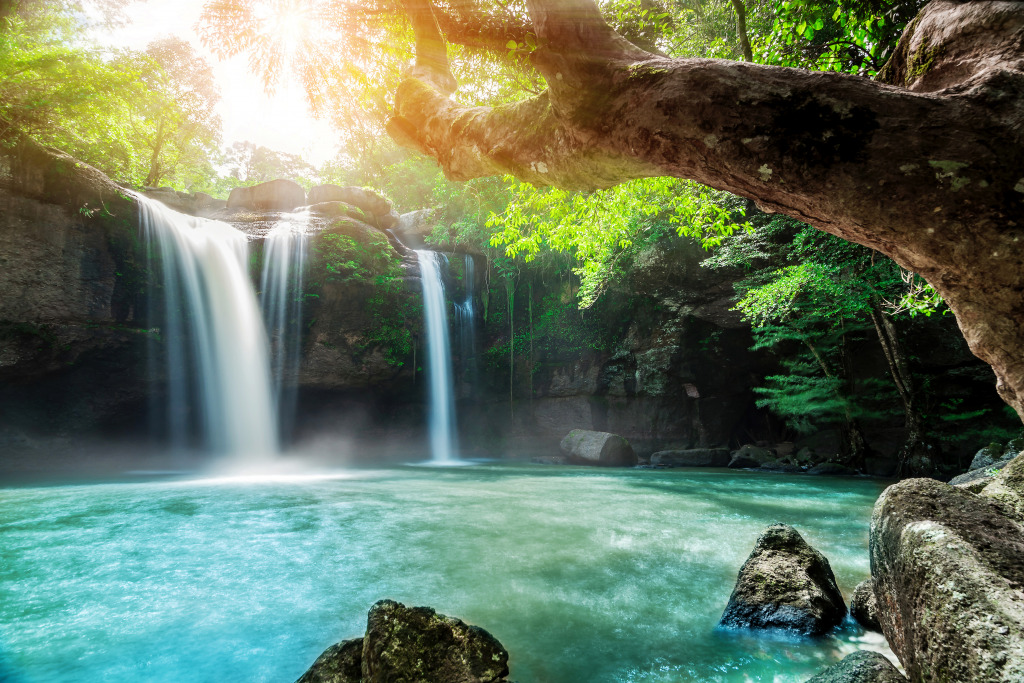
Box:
left=719, top=524, right=847, bottom=636
left=1003, top=437, right=1024, bottom=461
left=808, top=462, right=857, bottom=476
left=806, top=651, right=906, bottom=682
left=308, top=201, right=374, bottom=223
left=794, top=446, right=817, bottom=464
left=227, top=179, right=305, bottom=212
left=649, top=448, right=730, bottom=467
left=296, top=638, right=363, bottom=683
left=758, top=461, right=804, bottom=473
left=849, top=579, right=881, bottom=632
left=728, top=454, right=761, bottom=468
left=949, top=464, right=1005, bottom=493
left=731, top=444, right=775, bottom=465
left=308, top=185, right=393, bottom=220
left=362, top=599, right=509, bottom=683
left=969, top=441, right=1004, bottom=471
left=530, top=455, right=568, bottom=465
left=559, top=429, right=637, bottom=467
left=870, top=477, right=1024, bottom=681
left=981, top=452, right=1024, bottom=522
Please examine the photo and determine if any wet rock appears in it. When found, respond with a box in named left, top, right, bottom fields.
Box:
left=949, top=465, right=1004, bottom=493
left=806, top=651, right=906, bottom=682
left=808, top=462, right=858, bottom=476
left=531, top=455, right=568, bottom=465
left=719, top=523, right=846, bottom=635
left=870, top=478, right=1024, bottom=681
left=309, top=201, right=374, bottom=223
left=849, top=579, right=881, bottom=632
left=649, top=448, right=730, bottom=467
left=980, top=452, right=1024, bottom=522
left=559, top=429, right=637, bottom=467
left=296, top=638, right=363, bottom=683
left=227, top=178, right=305, bottom=212
left=308, top=185, right=393, bottom=222
left=727, top=454, right=761, bottom=468
left=362, top=599, right=509, bottom=683
left=758, top=461, right=804, bottom=473
left=970, top=441, right=1005, bottom=471
left=731, top=444, right=775, bottom=464
left=1003, top=437, right=1024, bottom=460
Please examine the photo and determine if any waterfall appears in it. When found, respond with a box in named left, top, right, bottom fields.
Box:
left=260, top=212, right=310, bottom=445
left=454, top=253, right=478, bottom=394
left=416, top=249, right=458, bottom=463
left=139, top=194, right=278, bottom=459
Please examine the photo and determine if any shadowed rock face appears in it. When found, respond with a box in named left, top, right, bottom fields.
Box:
left=806, top=650, right=906, bottom=683
left=227, top=179, right=306, bottom=212
left=559, top=429, right=637, bottom=466
left=297, top=600, right=509, bottom=683
left=870, top=472, right=1024, bottom=681
left=719, top=523, right=846, bottom=636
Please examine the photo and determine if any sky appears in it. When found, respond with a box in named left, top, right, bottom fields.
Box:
left=102, top=0, right=339, bottom=166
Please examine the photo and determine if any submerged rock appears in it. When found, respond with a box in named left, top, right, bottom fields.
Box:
left=363, top=600, right=509, bottom=683
left=559, top=429, right=637, bottom=467
left=649, top=448, right=730, bottom=467
left=849, top=579, right=881, bottom=632
left=870, top=477, right=1024, bottom=681
left=719, top=524, right=846, bottom=635
left=227, top=178, right=305, bottom=212
left=806, top=651, right=906, bottom=682
left=297, top=638, right=363, bottom=683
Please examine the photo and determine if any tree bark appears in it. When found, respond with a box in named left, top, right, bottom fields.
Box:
left=730, top=0, right=753, bottom=62
left=387, top=0, right=1024, bottom=422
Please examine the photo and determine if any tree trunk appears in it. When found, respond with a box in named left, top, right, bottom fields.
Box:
left=730, top=0, right=753, bottom=62
left=144, top=118, right=167, bottom=188
left=389, top=0, right=1024, bottom=422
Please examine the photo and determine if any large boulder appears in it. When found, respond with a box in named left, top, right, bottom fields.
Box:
left=296, top=601, right=509, bottom=683
left=849, top=579, right=881, bottom=632
left=728, top=444, right=774, bottom=468
left=649, top=448, right=730, bottom=467
left=806, top=651, right=906, bottom=683
left=362, top=600, right=508, bottom=683
left=980, top=452, right=1024, bottom=522
left=870, top=477, right=1024, bottom=681
left=559, top=429, right=637, bottom=467
left=719, top=523, right=847, bottom=636
left=970, top=442, right=1006, bottom=471
left=227, top=179, right=305, bottom=212
left=297, top=638, right=363, bottom=683
left=307, top=185, right=398, bottom=228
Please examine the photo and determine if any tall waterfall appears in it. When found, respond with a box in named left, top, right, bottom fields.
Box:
left=260, top=212, right=310, bottom=444
left=454, top=254, right=477, bottom=394
left=416, top=250, right=458, bottom=463
left=139, top=194, right=278, bottom=459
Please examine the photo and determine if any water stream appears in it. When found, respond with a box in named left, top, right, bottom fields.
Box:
left=0, top=466, right=891, bottom=682
left=139, top=195, right=277, bottom=459
left=416, top=250, right=458, bottom=463
left=260, top=212, right=310, bottom=445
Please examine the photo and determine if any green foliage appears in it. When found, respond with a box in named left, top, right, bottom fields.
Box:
left=312, top=230, right=399, bottom=284
left=222, top=141, right=318, bottom=188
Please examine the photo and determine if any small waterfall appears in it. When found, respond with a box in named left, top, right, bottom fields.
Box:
left=416, top=249, right=458, bottom=463
left=454, top=253, right=478, bottom=394
left=139, top=194, right=277, bottom=460
left=260, top=212, right=310, bottom=445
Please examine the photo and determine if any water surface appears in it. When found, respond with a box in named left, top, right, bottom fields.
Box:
left=0, top=464, right=890, bottom=682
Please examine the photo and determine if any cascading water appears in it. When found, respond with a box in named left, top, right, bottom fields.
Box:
left=416, top=249, right=458, bottom=463
left=139, top=194, right=277, bottom=460
left=260, top=212, right=310, bottom=444
left=454, top=253, right=478, bottom=395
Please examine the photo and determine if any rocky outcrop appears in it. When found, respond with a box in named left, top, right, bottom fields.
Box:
left=980, top=453, right=1024, bottom=523
left=808, top=462, right=857, bottom=476
left=559, top=429, right=637, bottom=466
left=849, top=579, right=881, bottom=632
left=870, top=477, right=1024, bottom=681
left=806, top=651, right=906, bottom=683
left=227, top=178, right=305, bottom=212
left=649, top=448, right=730, bottom=467
left=307, top=185, right=399, bottom=229
left=298, top=600, right=509, bottom=683
left=719, top=523, right=846, bottom=635
left=728, top=444, right=775, bottom=468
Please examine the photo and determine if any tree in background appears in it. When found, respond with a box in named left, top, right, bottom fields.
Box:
left=223, top=140, right=319, bottom=187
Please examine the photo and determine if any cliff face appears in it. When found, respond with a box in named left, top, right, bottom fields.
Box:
left=0, top=140, right=1010, bottom=470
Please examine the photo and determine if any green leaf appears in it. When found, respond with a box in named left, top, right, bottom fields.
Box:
left=505, top=39, right=517, bottom=50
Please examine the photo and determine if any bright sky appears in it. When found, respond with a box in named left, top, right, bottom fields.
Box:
left=103, top=0, right=339, bottom=167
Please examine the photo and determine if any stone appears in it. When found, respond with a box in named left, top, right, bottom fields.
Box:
left=808, top=462, right=857, bottom=476
left=758, top=461, right=804, bottom=473
left=969, top=441, right=1005, bottom=471
left=559, top=429, right=637, bottom=467
left=949, top=465, right=1006, bottom=493
left=362, top=599, right=509, bottom=683
left=731, top=444, right=775, bottom=465
left=806, top=651, right=906, bottom=683
left=227, top=179, right=305, bottom=212
left=795, top=446, right=817, bottom=464
left=296, top=638, right=363, bottom=683
left=1003, top=437, right=1024, bottom=460
left=727, top=454, right=761, bottom=468
left=719, top=523, right=847, bottom=636
left=849, top=579, right=881, bottom=632
left=980, top=452, right=1024, bottom=522
left=309, top=201, right=374, bottom=223
left=307, top=185, right=393, bottom=220
left=870, top=478, right=1024, bottom=681
left=530, top=455, right=568, bottom=465
left=649, top=448, right=730, bottom=467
